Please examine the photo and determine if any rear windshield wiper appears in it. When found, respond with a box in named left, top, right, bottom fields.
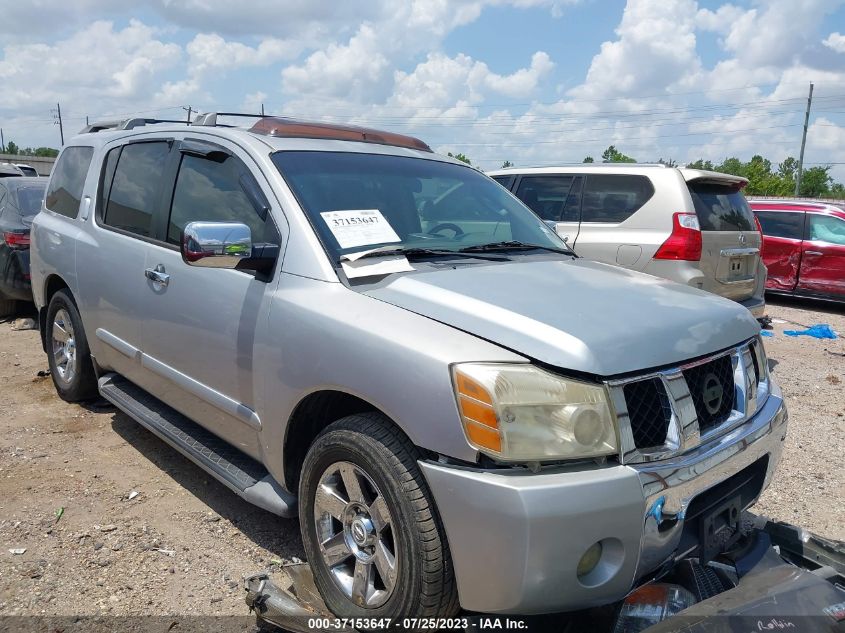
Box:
left=458, top=240, right=574, bottom=255
left=340, top=246, right=510, bottom=263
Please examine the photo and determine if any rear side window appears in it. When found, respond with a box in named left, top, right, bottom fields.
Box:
left=103, top=142, right=170, bottom=237
left=15, top=185, right=47, bottom=217
left=688, top=181, right=755, bottom=231
left=515, top=175, right=579, bottom=221
left=45, top=146, right=94, bottom=218
left=167, top=154, right=270, bottom=245
left=580, top=174, right=654, bottom=223
left=754, top=211, right=804, bottom=239
left=807, top=214, right=845, bottom=246
left=491, top=175, right=515, bottom=190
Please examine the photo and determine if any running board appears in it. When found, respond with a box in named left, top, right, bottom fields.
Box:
left=98, top=373, right=296, bottom=517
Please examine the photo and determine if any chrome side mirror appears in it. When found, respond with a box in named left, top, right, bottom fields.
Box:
left=181, top=221, right=252, bottom=269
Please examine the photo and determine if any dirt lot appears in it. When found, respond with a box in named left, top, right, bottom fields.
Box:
left=0, top=297, right=843, bottom=619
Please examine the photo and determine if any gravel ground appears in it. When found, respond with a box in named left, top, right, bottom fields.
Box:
left=0, top=296, right=843, bottom=619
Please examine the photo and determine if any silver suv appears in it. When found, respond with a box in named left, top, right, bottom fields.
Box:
left=31, top=115, right=787, bottom=619
left=488, top=165, right=768, bottom=319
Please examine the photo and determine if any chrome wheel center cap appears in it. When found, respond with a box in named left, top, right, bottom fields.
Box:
left=350, top=516, right=375, bottom=547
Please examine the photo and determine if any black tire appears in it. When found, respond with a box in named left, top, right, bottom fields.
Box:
left=299, top=413, right=459, bottom=621
left=0, top=297, right=16, bottom=319
left=45, top=289, right=98, bottom=402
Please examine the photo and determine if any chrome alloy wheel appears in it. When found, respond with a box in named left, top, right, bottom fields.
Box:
left=51, top=309, right=77, bottom=385
left=313, top=461, right=398, bottom=608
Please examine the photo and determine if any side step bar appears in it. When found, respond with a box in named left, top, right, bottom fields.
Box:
left=98, top=373, right=296, bottom=517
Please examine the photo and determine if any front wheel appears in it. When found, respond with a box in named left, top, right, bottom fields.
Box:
left=299, top=413, right=459, bottom=620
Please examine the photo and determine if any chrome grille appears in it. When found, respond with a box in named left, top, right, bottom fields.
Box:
left=607, top=337, right=769, bottom=463
left=623, top=378, right=672, bottom=449
left=682, top=354, right=735, bottom=433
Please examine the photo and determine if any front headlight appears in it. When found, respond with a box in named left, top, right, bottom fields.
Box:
left=452, top=363, right=619, bottom=462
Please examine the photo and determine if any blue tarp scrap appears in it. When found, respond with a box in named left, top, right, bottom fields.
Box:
left=782, top=324, right=838, bottom=340
left=760, top=330, right=774, bottom=337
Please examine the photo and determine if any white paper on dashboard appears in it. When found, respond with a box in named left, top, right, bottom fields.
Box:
left=341, top=255, right=414, bottom=279
left=320, top=209, right=401, bottom=249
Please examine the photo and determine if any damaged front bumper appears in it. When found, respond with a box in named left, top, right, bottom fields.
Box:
left=417, top=385, right=787, bottom=614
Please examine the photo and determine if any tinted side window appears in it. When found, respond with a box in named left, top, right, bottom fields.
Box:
left=515, top=176, right=575, bottom=221
left=45, top=146, right=94, bottom=218
left=581, top=174, right=654, bottom=223
left=168, top=154, right=270, bottom=244
left=754, top=211, right=804, bottom=239
left=688, top=181, right=755, bottom=231
left=103, top=142, right=170, bottom=237
left=491, top=175, right=515, bottom=190
left=807, top=214, right=845, bottom=246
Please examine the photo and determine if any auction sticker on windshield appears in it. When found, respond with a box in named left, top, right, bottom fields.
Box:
left=321, top=209, right=401, bottom=249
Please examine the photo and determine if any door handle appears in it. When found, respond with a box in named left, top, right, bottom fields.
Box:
left=805, top=250, right=823, bottom=256
left=144, top=264, right=170, bottom=287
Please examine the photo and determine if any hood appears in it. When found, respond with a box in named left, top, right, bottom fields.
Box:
left=363, top=259, right=760, bottom=377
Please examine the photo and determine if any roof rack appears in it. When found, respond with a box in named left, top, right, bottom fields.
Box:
left=79, top=111, right=433, bottom=152
left=79, top=117, right=191, bottom=134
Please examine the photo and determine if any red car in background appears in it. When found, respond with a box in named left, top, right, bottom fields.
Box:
left=749, top=199, right=845, bottom=301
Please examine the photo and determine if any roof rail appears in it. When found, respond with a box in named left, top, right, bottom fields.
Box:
left=80, top=117, right=189, bottom=134
left=192, top=112, right=268, bottom=127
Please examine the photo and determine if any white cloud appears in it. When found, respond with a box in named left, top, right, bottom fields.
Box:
left=0, top=20, right=181, bottom=110
left=568, top=0, right=702, bottom=100
left=187, top=34, right=301, bottom=74
left=823, top=32, right=845, bottom=53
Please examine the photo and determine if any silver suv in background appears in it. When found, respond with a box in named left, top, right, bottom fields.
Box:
left=488, top=164, right=767, bottom=319
left=31, top=115, right=786, bottom=619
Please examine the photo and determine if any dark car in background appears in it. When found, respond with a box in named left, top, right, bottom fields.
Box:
left=750, top=199, right=845, bottom=301
left=0, top=176, right=46, bottom=316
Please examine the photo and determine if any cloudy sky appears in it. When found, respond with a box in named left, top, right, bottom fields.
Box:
left=2, top=0, right=845, bottom=178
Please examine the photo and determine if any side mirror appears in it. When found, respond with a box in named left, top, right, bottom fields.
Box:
left=181, top=221, right=252, bottom=269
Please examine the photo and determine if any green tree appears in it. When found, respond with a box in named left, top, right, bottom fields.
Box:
left=582, top=156, right=595, bottom=163
left=657, top=157, right=677, bottom=167
left=799, top=166, right=832, bottom=198
left=501, top=160, right=513, bottom=168
left=686, top=158, right=714, bottom=170
left=447, top=152, right=472, bottom=165
left=830, top=182, right=845, bottom=199
left=601, top=145, right=636, bottom=163
left=5, top=141, right=19, bottom=155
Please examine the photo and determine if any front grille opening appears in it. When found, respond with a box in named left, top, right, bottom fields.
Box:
left=624, top=378, right=672, bottom=449
left=683, top=355, right=736, bottom=433
left=749, top=344, right=761, bottom=388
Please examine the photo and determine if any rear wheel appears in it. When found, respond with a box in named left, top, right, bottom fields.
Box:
left=46, top=290, right=98, bottom=402
left=299, top=413, right=459, bottom=620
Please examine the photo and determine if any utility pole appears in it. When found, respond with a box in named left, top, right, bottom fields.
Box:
left=260, top=103, right=265, bottom=116
left=52, top=103, right=64, bottom=146
left=1, top=128, right=4, bottom=154
left=183, top=105, right=192, bottom=123
left=794, top=82, right=814, bottom=197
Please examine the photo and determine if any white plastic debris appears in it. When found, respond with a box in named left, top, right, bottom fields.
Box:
left=127, top=491, right=139, bottom=500
left=9, top=548, right=26, bottom=555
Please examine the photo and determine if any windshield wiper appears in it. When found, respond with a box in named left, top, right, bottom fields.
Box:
left=341, top=246, right=510, bottom=263
left=458, top=240, right=574, bottom=255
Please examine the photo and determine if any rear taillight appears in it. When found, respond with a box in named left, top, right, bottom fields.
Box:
left=3, top=231, right=30, bottom=249
left=654, top=212, right=701, bottom=261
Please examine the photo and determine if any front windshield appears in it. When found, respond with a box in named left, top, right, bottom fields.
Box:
left=272, top=151, right=566, bottom=261
left=15, top=185, right=46, bottom=217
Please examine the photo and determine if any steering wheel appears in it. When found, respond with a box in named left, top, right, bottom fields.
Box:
left=427, top=222, right=465, bottom=238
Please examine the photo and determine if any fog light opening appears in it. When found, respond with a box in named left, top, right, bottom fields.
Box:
left=576, top=537, right=625, bottom=588
left=577, top=541, right=603, bottom=578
